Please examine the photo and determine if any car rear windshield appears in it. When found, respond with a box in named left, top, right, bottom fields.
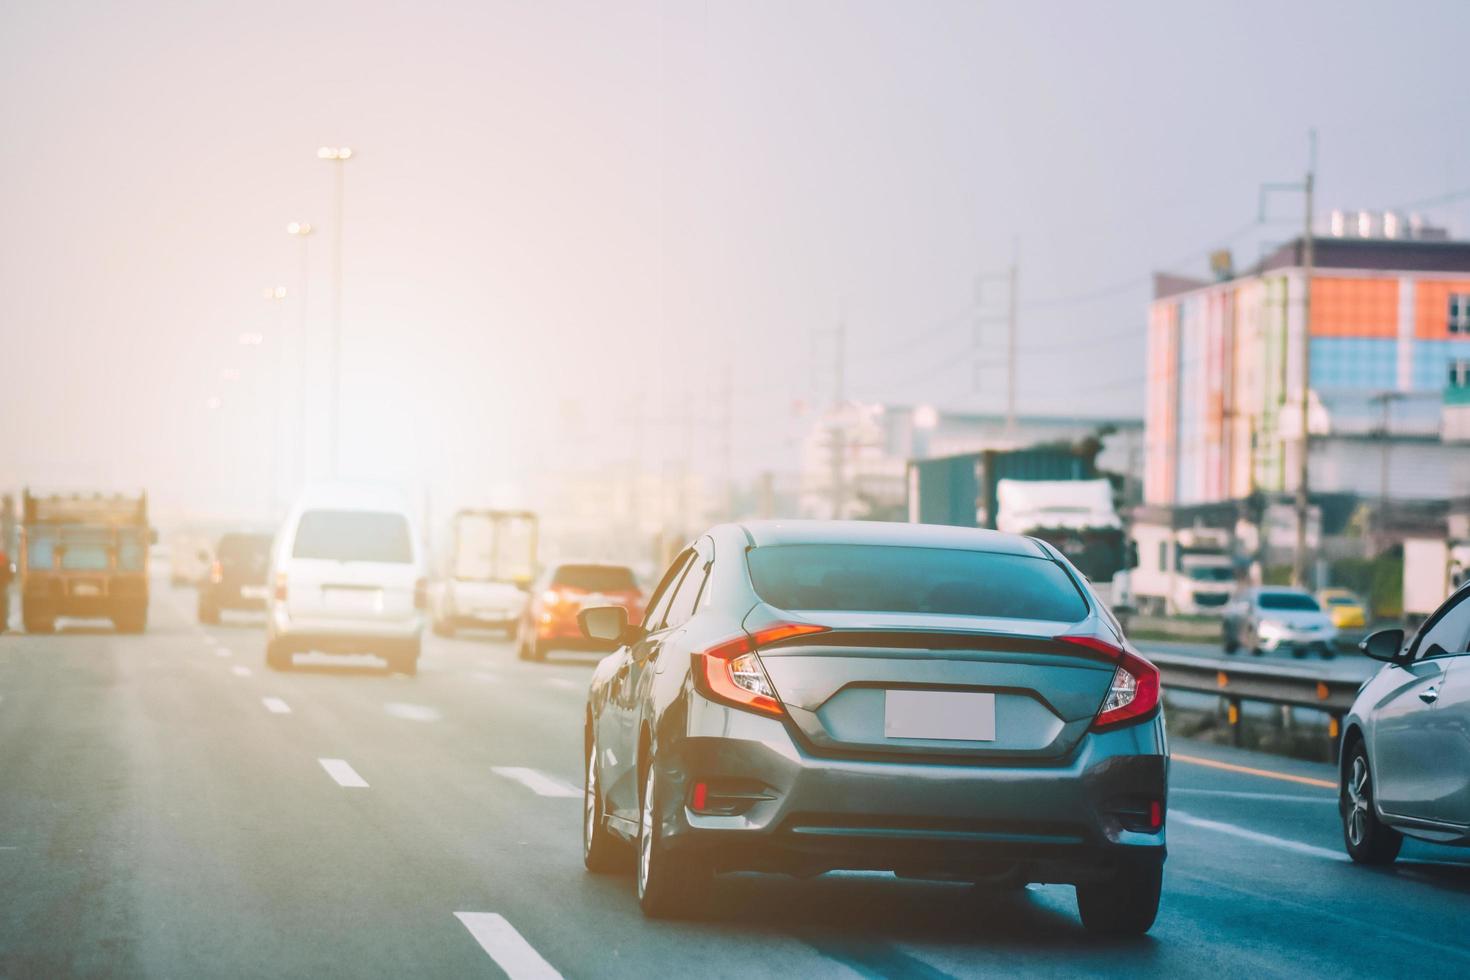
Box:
left=217, top=534, right=272, bottom=562
left=1324, top=595, right=1357, bottom=606
left=291, top=510, right=413, bottom=564
left=747, top=544, right=1088, bottom=622
left=552, top=564, right=637, bottom=592
left=1258, top=592, right=1320, bottom=611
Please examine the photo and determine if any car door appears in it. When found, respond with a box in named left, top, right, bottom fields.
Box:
left=1407, top=589, right=1470, bottom=826
left=1371, top=591, right=1470, bottom=819
left=601, top=549, right=695, bottom=822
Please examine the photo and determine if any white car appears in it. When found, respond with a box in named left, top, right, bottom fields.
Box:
left=266, top=484, right=427, bottom=675
left=1222, top=586, right=1339, bottom=658
left=432, top=577, right=526, bottom=637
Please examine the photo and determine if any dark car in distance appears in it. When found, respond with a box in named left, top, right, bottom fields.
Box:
left=197, top=532, right=273, bottom=625
left=578, top=520, right=1167, bottom=936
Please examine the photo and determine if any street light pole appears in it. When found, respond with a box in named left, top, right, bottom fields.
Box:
left=317, top=146, right=353, bottom=477
left=262, top=285, right=288, bottom=515
left=286, top=221, right=314, bottom=488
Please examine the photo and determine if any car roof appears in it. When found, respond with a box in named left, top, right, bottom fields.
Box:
left=734, top=519, right=1049, bottom=557
left=293, top=481, right=414, bottom=514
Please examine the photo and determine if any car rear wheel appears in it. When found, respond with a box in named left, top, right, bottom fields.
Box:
left=265, top=639, right=292, bottom=671
left=113, top=606, right=147, bottom=634
left=583, top=733, right=629, bottom=873
left=1342, top=742, right=1401, bottom=865
left=637, top=761, right=707, bottom=918
left=1075, top=862, right=1162, bottom=936
left=197, top=596, right=220, bottom=625
left=22, top=600, right=55, bottom=634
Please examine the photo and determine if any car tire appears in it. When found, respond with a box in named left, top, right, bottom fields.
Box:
left=198, top=596, right=220, bottom=625
left=22, top=600, right=55, bottom=634
left=1076, top=861, right=1162, bottom=937
left=1341, top=741, right=1401, bottom=865
left=113, top=606, right=147, bottom=634
left=389, top=641, right=421, bottom=676
left=583, top=732, right=630, bottom=873
left=637, top=760, right=707, bottom=919
left=265, top=639, right=292, bottom=671
left=528, top=639, right=547, bottom=663
left=1222, top=627, right=1239, bottom=655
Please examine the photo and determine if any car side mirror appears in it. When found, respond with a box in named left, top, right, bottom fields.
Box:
left=1360, top=627, right=1407, bottom=664
left=578, top=604, right=629, bottom=643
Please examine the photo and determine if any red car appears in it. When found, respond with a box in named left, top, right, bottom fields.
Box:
left=517, top=561, right=644, bottom=661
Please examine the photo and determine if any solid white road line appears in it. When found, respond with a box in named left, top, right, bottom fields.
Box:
left=318, top=758, right=370, bottom=789
left=231, top=665, right=253, bottom=677
left=261, top=697, right=292, bottom=715
left=453, top=913, right=562, bottom=980
left=1171, top=809, right=1346, bottom=861
left=384, top=702, right=442, bottom=722
left=491, top=767, right=582, bottom=798
left=1172, top=788, right=1335, bottom=804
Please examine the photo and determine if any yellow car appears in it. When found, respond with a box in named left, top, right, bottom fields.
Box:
left=1318, top=589, right=1368, bottom=629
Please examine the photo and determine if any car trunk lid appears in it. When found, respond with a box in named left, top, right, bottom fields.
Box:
left=747, top=609, right=1116, bottom=762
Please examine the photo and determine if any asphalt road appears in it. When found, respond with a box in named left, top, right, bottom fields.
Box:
left=3, top=588, right=1470, bottom=978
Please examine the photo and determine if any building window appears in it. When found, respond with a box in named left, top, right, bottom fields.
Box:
left=1158, top=542, right=1168, bottom=572
left=1451, top=359, right=1470, bottom=389
left=1451, top=294, right=1470, bottom=335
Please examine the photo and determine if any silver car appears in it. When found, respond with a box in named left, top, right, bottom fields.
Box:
left=579, top=521, right=1168, bottom=935
left=1222, top=586, right=1339, bottom=658
left=1340, top=581, right=1470, bottom=863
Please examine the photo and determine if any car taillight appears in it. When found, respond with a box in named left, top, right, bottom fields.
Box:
left=273, top=571, right=288, bottom=602
left=1054, top=635, right=1160, bottom=732
left=693, top=623, right=828, bottom=719
left=209, top=560, right=223, bottom=584
left=414, top=578, right=428, bottom=610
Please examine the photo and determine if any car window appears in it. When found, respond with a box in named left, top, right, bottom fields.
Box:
left=663, top=557, right=709, bottom=630
left=1413, top=591, right=1470, bottom=659
left=1256, top=592, right=1320, bottom=612
left=641, top=550, right=694, bottom=630
left=292, top=510, right=413, bottom=563
left=747, top=544, right=1087, bottom=622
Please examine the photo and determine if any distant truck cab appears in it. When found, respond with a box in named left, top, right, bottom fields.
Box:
left=19, top=490, right=155, bottom=634
left=431, top=509, right=538, bottom=637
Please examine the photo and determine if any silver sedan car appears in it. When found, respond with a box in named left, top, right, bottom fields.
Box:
left=1340, top=581, right=1470, bottom=862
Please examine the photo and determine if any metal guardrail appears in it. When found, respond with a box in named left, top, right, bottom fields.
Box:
left=1148, top=650, right=1366, bottom=759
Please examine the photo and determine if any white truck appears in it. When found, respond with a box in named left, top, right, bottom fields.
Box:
left=430, top=509, right=538, bottom=637
left=1129, top=523, right=1235, bottom=617
left=995, top=479, right=1136, bottom=616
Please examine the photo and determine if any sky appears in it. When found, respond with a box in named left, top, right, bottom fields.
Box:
left=3, top=0, right=1469, bottom=524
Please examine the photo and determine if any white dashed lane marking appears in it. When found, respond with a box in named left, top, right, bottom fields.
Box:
left=261, top=697, right=292, bottom=715
left=231, top=665, right=253, bottom=677
left=384, top=702, right=442, bottom=722
left=454, top=913, right=562, bottom=979
left=318, top=758, right=370, bottom=789
left=491, top=767, right=581, bottom=798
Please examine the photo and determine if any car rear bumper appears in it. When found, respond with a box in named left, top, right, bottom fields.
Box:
left=269, top=606, right=423, bottom=649
left=652, top=697, right=1167, bottom=883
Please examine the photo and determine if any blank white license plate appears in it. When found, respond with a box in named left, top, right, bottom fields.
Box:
left=884, top=690, right=996, bottom=742
left=73, top=582, right=100, bottom=596
left=241, top=585, right=268, bottom=599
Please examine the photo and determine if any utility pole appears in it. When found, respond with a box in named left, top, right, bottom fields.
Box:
left=1295, top=133, right=1317, bottom=589
left=1261, top=131, right=1316, bottom=587
left=831, top=320, right=846, bottom=519
left=973, top=251, right=1018, bottom=432
left=1007, top=246, right=1019, bottom=435
left=287, top=221, right=314, bottom=489
left=318, top=146, right=353, bottom=477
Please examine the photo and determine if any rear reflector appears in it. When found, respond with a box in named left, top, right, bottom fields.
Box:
left=273, top=571, right=288, bottom=602
left=691, top=781, right=709, bottom=811
left=1148, top=800, right=1163, bottom=830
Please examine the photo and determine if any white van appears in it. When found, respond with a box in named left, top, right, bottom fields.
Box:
left=266, top=484, right=427, bottom=674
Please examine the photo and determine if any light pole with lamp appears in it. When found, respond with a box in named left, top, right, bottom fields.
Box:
left=261, top=286, right=289, bottom=514
left=286, top=221, right=314, bottom=486
left=317, top=146, right=352, bottom=476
